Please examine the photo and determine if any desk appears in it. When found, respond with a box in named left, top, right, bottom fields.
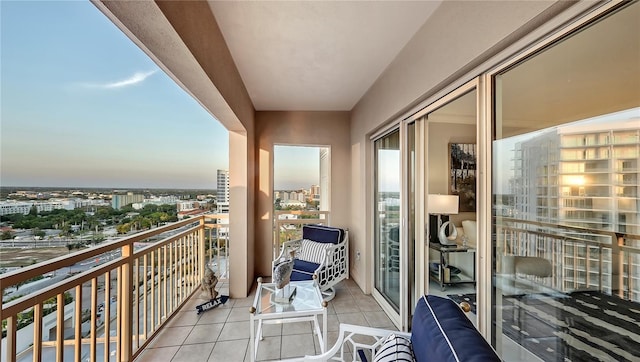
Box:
left=249, top=279, right=327, bottom=361
left=429, top=243, right=476, bottom=291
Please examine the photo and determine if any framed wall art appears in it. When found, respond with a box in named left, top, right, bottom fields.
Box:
left=449, top=143, right=476, bottom=212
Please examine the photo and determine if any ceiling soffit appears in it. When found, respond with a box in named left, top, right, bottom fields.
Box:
left=208, top=1, right=441, bottom=111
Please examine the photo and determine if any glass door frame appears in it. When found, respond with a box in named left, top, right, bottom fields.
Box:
left=371, top=78, right=482, bottom=331
left=371, top=125, right=405, bottom=329
left=408, top=78, right=483, bottom=327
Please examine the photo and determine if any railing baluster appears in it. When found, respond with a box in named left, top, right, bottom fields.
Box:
left=6, top=315, right=16, bottom=362
left=163, top=244, right=168, bottom=321
left=199, top=226, right=205, bottom=292
left=180, top=237, right=184, bottom=301
left=33, top=303, right=43, bottom=362
left=56, top=293, right=64, bottom=362
left=121, top=243, right=133, bottom=361
left=157, top=248, right=162, bottom=323
left=104, top=272, right=111, bottom=362
left=628, top=252, right=632, bottom=299
left=586, top=246, right=591, bottom=288
left=116, top=266, right=122, bottom=361
left=90, top=278, right=97, bottom=362
left=134, top=257, right=140, bottom=349
left=75, top=284, right=82, bottom=362
left=169, top=243, right=173, bottom=314
left=143, top=254, right=148, bottom=341
left=150, top=250, right=156, bottom=330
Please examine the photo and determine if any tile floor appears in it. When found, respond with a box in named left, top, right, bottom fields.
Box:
left=135, top=278, right=400, bottom=362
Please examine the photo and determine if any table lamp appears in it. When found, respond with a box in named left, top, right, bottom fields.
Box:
left=427, top=194, right=459, bottom=245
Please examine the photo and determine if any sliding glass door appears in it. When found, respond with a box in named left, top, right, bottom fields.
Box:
left=374, top=129, right=402, bottom=316
left=491, top=3, right=640, bottom=360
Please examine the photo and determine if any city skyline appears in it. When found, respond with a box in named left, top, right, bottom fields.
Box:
left=0, top=1, right=319, bottom=191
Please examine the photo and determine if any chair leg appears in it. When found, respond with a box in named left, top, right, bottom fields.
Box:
left=322, top=287, right=336, bottom=302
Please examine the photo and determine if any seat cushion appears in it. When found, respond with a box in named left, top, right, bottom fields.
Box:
left=411, top=295, right=500, bottom=362
left=291, top=270, right=313, bottom=281
left=293, top=259, right=320, bottom=274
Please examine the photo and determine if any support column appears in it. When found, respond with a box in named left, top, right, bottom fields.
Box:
left=229, top=130, right=255, bottom=298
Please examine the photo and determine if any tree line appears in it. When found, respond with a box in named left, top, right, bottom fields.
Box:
left=0, top=204, right=179, bottom=240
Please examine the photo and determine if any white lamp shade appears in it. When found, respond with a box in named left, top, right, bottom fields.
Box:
left=427, top=194, right=459, bottom=215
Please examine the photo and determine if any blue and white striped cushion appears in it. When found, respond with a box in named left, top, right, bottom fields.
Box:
left=297, top=239, right=329, bottom=264
left=373, top=334, right=415, bottom=362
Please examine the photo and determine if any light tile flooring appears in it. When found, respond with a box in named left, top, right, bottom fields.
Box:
left=135, top=278, right=400, bottom=362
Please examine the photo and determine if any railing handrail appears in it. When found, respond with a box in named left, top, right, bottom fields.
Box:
left=0, top=217, right=199, bottom=288
left=499, top=217, right=640, bottom=246
left=1, top=220, right=206, bottom=316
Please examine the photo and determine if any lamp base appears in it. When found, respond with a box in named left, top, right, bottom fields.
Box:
left=429, top=214, right=449, bottom=244
left=438, top=221, right=458, bottom=245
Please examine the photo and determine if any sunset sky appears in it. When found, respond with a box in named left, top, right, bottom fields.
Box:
left=1, top=1, right=319, bottom=190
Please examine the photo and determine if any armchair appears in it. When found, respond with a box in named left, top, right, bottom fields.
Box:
left=273, top=224, right=349, bottom=301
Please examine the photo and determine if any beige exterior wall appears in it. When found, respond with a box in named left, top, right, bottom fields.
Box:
left=348, top=1, right=561, bottom=292
left=254, top=111, right=351, bottom=277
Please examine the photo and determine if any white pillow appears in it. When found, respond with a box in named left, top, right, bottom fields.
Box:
left=373, top=333, right=415, bottom=362
left=297, top=239, right=329, bottom=264
left=462, top=220, right=477, bottom=245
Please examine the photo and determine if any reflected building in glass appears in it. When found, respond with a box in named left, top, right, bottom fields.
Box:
left=508, top=112, right=639, bottom=296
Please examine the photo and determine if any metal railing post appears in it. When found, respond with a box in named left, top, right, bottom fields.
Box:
left=199, top=216, right=206, bottom=280
left=120, top=243, right=133, bottom=361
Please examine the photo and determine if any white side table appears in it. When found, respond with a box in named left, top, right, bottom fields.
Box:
left=249, top=279, right=327, bottom=361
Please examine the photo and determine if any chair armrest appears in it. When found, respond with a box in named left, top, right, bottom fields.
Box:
left=301, top=323, right=410, bottom=361
left=314, top=232, right=349, bottom=271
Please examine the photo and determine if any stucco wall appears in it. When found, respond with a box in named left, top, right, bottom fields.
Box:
left=348, top=1, right=559, bottom=292
left=254, top=111, right=351, bottom=277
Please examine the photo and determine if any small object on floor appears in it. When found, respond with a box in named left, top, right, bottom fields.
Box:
left=201, top=264, right=219, bottom=300
left=196, top=295, right=229, bottom=315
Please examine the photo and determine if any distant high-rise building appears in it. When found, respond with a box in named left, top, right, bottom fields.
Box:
left=512, top=120, right=639, bottom=233
left=510, top=118, right=639, bottom=293
left=217, top=170, right=230, bottom=204
left=310, top=184, right=320, bottom=196
left=112, top=192, right=144, bottom=210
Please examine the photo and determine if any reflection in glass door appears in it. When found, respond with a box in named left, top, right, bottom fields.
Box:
left=491, top=3, right=640, bottom=360
left=374, top=130, right=401, bottom=312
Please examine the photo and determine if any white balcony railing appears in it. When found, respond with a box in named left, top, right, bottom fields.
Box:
left=1, top=214, right=228, bottom=362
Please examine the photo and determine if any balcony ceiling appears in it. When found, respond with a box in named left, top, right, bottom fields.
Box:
left=207, top=1, right=442, bottom=111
